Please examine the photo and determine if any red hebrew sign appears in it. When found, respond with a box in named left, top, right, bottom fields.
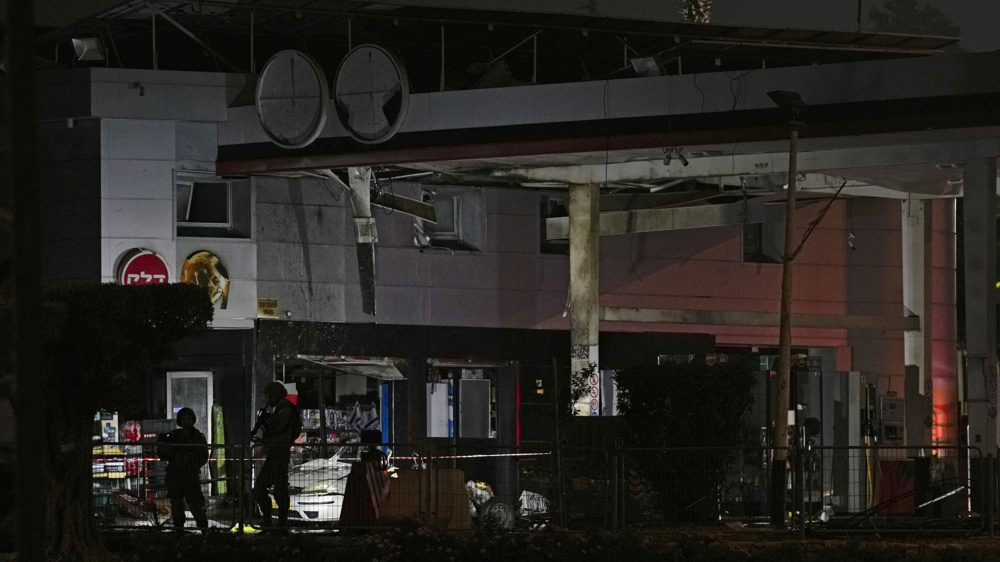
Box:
left=116, top=250, right=169, bottom=285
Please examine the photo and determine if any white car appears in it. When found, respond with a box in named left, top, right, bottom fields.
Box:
left=267, top=445, right=356, bottom=524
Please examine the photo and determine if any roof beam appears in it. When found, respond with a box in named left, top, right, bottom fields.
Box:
left=492, top=139, right=1000, bottom=185
left=546, top=199, right=765, bottom=239
left=600, top=307, right=920, bottom=331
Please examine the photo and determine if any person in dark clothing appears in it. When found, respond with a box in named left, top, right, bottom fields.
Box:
left=158, top=407, right=209, bottom=531
left=252, top=381, right=301, bottom=528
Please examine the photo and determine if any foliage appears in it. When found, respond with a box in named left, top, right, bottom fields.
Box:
left=44, top=282, right=214, bottom=419
left=680, top=0, right=712, bottom=23
left=560, top=362, right=596, bottom=422
left=869, top=0, right=960, bottom=37
left=614, top=355, right=757, bottom=522
left=0, top=282, right=213, bottom=558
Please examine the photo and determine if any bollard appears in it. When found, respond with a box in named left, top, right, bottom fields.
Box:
left=610, top=450, right=618, bottom=531
left=989, top=453, right=995, bottom=538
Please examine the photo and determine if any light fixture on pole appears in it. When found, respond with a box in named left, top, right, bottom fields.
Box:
left=631, top=57, right=661, bottom=77
left=71, top=38, right=106, bottom=62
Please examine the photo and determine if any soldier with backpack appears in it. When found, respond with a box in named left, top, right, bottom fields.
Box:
left=251, top=381, right=301, bottom=528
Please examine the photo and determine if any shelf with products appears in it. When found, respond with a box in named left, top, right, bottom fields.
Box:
left=91, top=414, right=149, bottom=500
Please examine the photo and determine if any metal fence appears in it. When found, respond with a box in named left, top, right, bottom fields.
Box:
left=616, top=446, right=779, bottom=529
left=91, top=442, right=991, bottom=535
left=613, top=445, right=987, bottom=534
left=91, top=442, right=614, bottom=532
left=803, top=446, right=985, bottom=533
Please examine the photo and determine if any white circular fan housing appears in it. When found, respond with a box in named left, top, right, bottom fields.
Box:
left=334, top=44, right=410, bottom=144
left=255, top=50, right=329, bottom=149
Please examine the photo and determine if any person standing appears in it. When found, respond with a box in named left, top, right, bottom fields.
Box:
left=252, top=381, right=300, bottom=528
left=159, top=407, right=209, bottom=532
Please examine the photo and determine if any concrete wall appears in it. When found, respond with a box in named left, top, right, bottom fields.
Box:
left=36, top=67, right=935, bottom=383
left=41, top=118, right=103, bottom=282
left=255, top=177, right=349, bottom=323
left=40, top=68, right=257, bottom=327
left=254, top=176, right=912, bottom=383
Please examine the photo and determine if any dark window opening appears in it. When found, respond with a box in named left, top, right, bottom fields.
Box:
left=176, top=176, right=251, bottom=238
left=540, top=195, right=569, bottom=255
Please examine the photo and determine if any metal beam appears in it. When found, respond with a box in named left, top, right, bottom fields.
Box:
left=547, top=199, right=765, bottom=239
left=371, top=191, right=438, bottom=223
left=325, top=168, right=437, bottom=222
left=348, top=167, right=377, bottom=316
left=599, top=307, right=921, bottom=331
left=144, top=1, right=244, bottom=73
left=491, top=140, right=1000, bottom=185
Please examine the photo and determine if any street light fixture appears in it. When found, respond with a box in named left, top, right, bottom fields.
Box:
left=71, top=38, right=106, bottom=62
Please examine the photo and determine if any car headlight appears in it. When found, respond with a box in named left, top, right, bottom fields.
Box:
left=300, top=479, right=340, bottom=495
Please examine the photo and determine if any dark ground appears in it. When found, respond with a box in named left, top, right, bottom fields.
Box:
left=93, top=523, right=1000, bottom=562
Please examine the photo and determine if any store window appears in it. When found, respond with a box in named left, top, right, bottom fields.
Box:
left=175, top=174, right=251, bottom=238
left=166, top=371, right=213, bottom=435
left=426, top=362, right=499, bottom=439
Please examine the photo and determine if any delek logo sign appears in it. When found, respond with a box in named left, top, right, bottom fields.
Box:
left=115, top=249, right=169, bottom=285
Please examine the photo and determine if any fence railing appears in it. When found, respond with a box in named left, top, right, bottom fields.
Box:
left=91, top=442, right=608, bottom=532
left=614, top=445, right=987, bottom=534
left=90, top=442, right=992, bottom=535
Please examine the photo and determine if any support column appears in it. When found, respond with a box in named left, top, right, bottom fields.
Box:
left=962, top=158, right=997, bottom=450
left=569, top=183, right=599, bottom=416
left=348, top=167, right=378, bottom=316
left=932, top=199, right=959, bottom=447
left=902, top=199, right=932, bottom=447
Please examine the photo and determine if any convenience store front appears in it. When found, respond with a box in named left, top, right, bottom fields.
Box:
left=273, top=355, right=401, bottom=464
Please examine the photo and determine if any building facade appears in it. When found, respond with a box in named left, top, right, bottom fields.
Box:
left=37, top=57, right=964, bottom=464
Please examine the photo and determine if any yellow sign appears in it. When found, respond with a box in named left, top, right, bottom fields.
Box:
left=257, top=298, right=279, bottom=319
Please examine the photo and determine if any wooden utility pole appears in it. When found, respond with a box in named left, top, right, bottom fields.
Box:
left=767, top=90, right=806, bottom=529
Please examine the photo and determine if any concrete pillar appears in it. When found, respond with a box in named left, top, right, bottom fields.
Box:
left=569, top=183, right=599, bottom=416
left=962, top=158, right=997, bottom=450
left=931, top=199, right=959, bottom=447
left=902, top=199, right=932, bottom=447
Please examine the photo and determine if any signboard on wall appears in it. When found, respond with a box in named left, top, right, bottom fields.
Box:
left=257, top=298, right=279, bottom=319
left=115, top=249, right=169, bottom=285
left=181, top=251, right=230, bottom=309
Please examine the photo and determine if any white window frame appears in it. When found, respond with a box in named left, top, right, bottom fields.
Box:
left=175, top=177, right=233, bottom=230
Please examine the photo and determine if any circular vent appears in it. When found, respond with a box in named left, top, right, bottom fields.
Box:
left=334, top=44, right=409, bottom=144
left=255, top=50, right=329, bottom=149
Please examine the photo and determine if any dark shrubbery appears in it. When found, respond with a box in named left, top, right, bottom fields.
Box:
left=614, top=355, right=757, bottom=523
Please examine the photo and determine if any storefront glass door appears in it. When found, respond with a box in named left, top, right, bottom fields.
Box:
left=166, top=371, right=213, bottom=435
